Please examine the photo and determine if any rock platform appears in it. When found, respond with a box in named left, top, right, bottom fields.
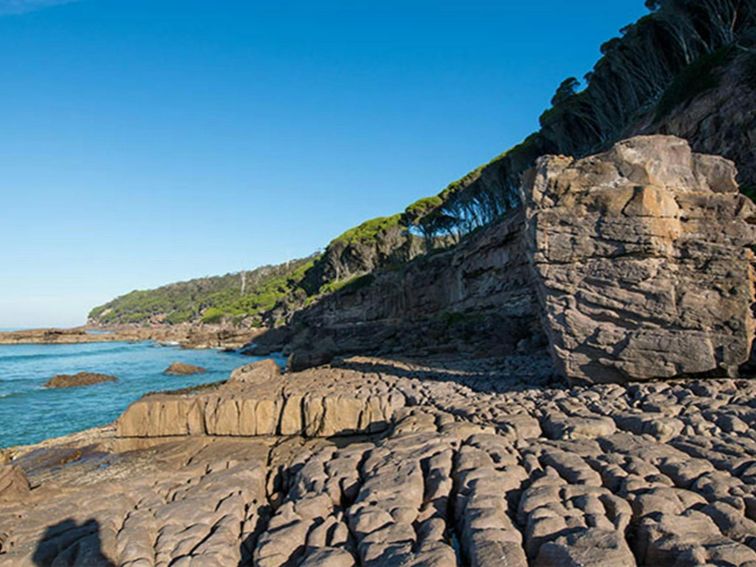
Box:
left=1, top=357, right=754, bottom=566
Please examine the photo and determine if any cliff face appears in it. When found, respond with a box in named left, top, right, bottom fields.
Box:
left=630, top=51, right=756, bottom=190
left=248, top=209, right=549, bottom=374
left=251, top=136, right=756, bottom=384
left=300, top=222, right=422, bottom=295
left=264, top=219, right=424, bottom=326
left=523, top=135, right=755, bottom=383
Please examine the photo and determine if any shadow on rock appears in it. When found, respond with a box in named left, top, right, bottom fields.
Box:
left=32, top=518, right=114, bottom=567
left=330, top=355, right=562, bottom=394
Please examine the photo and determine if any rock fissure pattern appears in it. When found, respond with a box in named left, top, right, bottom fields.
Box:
left=1, top=356, right=755, bottom=566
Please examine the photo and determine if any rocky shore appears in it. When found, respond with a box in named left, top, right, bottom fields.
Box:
left=0, top=325, right=261, bottom=350
left=0, top=356, right=754, bottom=566
left=2, top=137, right=754, bottom=566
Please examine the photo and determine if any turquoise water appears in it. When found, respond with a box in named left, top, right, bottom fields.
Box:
left=0, top=341, right=279, bottom=448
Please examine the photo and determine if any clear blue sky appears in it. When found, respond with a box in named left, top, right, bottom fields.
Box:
left=0, top=0, right=647, bottom=327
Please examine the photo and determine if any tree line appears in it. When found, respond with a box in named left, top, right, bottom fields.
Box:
left=402, top=0, right=755, bottom=249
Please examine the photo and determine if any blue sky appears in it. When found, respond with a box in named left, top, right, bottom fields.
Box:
left=0, top=0, right=647, bottom=327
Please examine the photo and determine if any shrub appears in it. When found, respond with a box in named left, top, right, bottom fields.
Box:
left=332, top=215, right=402, bottom=246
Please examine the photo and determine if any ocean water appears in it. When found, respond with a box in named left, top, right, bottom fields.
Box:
left=0, top=341, right=281, bottom=448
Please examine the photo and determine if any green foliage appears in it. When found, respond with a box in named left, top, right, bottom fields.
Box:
left=200, top=307, right=225, bottom=324
left=331, top=215, right=402, bottom=246
left=655, top=46, right=736, bottom=121
left=89, top=256, right=318, bottom=326
left=551, top=77, right=581, bottom=106
left=438, top=167, right=484, bottom=202
left=403, top=196, right=443, bottom=224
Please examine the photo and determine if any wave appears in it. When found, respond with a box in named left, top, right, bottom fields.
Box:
left=0, top=389, right=38, bottom=401
left=0, top=342, right=143, bottom=364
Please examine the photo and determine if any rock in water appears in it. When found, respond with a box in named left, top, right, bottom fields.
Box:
left=163, top=362, right=207, bottom=375
left=44, top=372, right=118, bottom=389
left=522, top=135, right=756, bottom=384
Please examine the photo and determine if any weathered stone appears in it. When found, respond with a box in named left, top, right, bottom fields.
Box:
left=117, top=362, right=405, bottom=438
left=44, top=372, right=118, bottom=388
left=534, top=529, right=635, bottom=567
left=2, top=361, right=755, bottom=566
left=230, top=358, right=281, bottom=384
left=163, top=362, right=206, bottom=375
left=0, top=465, right=30, bottom=503
left=522, top=135, right=756, bottom=384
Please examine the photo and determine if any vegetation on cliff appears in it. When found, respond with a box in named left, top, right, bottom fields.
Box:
left=89, top=0, right=755, bottom=328
left=89, top=256, right=317, bottom=326
left=331, top=215, right=403, bottom=246
left=401, top=0, right=755, bottom=247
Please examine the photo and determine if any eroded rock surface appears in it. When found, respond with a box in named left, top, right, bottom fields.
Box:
left=522, top=135, right=756, bottom=384
left=117, top=360, right=405, bottom=438
left=248, top=136, right=755, bottom=385
left=2, top=357, right=754, bottom=566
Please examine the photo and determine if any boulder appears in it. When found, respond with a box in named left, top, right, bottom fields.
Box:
left=44, top=372, right=118, bottom=389
left=163, top=362, right=207, bottom=376
left=522, top=135, right=756, bottom=384
left=229, top=358, right=281, bottom=384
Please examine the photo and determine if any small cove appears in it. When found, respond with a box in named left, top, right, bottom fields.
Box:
left=0, top=340, right=280, bottom=448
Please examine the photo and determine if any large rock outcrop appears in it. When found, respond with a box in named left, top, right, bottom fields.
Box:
left=249, top=136, right=756, bottom=385
left=117, top=360, right=405, bottom=438
left=248, top=210, right=548, bottom=372
left=522, top=135, right=756, bottom=383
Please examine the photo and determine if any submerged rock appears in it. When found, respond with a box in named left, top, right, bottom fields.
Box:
left=44, top=372, right=118, bottom=389
left=163, top=362, right=207, bottom=376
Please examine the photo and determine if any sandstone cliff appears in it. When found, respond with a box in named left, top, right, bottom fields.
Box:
left=263, top=217, right=424, bottom=327
left=246, top=209, right=549, bottom=373
left=523, top=135, right=755, bottom=383
left=251, top=136, right=756, bottom=385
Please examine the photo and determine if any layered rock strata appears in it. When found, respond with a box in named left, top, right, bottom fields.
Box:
left=1, top=357, right=755, bottom=566
left=250, top=136, right=756, bottom=384
left=117, top=360, right=405, bottom=438
left=522, top=135, right=756, bottom=383
left=248, top=209, right=546, bottom=371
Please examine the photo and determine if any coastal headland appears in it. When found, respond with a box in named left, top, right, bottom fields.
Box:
left=2, top=1, right=755, bottom=564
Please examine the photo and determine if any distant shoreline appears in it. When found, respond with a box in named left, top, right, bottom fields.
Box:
left=0, top=325, right=263, bottom=350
